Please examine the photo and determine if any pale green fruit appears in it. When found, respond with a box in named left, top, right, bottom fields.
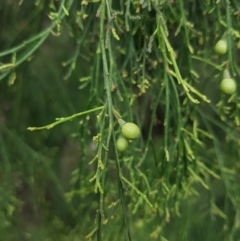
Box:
left=214, top=40, right=227, bottom=55
left=121, top=122, right=140, bottom=140
left=116, top=137, right=128, bottom=152
left=220, top=78, right=236, bottom=95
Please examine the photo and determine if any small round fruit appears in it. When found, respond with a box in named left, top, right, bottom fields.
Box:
left=220, top=78, right=237, bottom=95
left=214, top=40, right=227, bottom=55
left=121, top=122, right=140, bottom=140
left=116, top=137, right=128, bottom=152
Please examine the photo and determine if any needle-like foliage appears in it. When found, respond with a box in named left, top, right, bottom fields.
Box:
left=0, top=0, right=240, bottom=240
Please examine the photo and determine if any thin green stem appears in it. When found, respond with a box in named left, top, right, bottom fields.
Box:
left=191, top=55, right=224, bottom=71
left=119, top=173, right=154, bottom=209
left=0, top=0, right=74, bottom=81
left=27, top=106, right=104, bottom=131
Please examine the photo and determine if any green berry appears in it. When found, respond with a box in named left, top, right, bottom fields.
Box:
left=220, top=78, right=236, bottom=95
left=121, top=122, right=140, bottom=140
left=116, top=137, right=128, bottom=152
left=214, top=40, right=227, bottom=55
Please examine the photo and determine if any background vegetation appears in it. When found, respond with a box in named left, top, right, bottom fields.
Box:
left=0, top=0, right=240, bottom=240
